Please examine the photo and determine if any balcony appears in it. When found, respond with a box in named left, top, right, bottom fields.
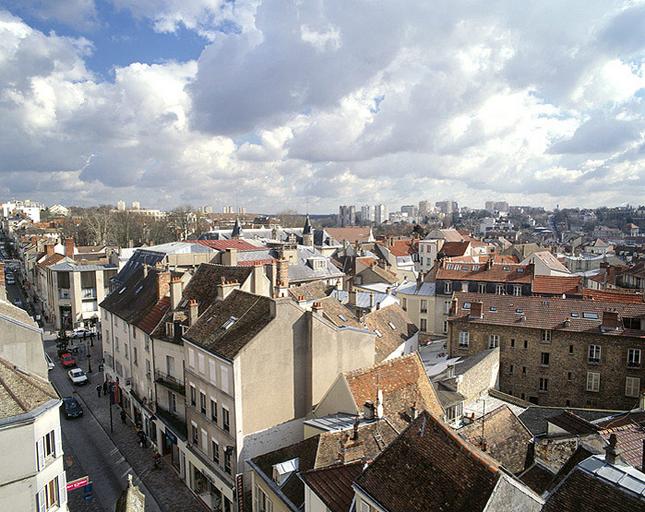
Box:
left=81, top=288, right=97, bottom=299
left=155, top=370, right=185, bottom=395
left=58, top=288, right=71, bottom=300
left=156, top=406, right=187, bottom=441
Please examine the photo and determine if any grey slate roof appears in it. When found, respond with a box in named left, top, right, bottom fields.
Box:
left=184, top=289, right=275, bottom=360
left=519, top=407, right=620, bottom=436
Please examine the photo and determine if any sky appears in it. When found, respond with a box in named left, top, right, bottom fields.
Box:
left=0, top=0, right=644, bottom=213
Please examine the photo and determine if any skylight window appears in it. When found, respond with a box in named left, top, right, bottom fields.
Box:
left=118, top=287, right=127, bottom=294
left=570, top=312, right=579, bottom=318
left=515, top=308, right=524, bottom=314
left=462, top=302, right=471, bottom=310
left=338, top=314, right=347, bottom=322
left=582, top=312, right=599, bottom=320
left=489, top=306, right=497, bottom=312
left=134, top=285, right=143, bottom=295
left=388, top=322, right=396, bottom=330
left=374, top=329, right=383, bottom=338
left=503, top=266, right=510, bottom=271
left=517, top=268, right=525, bottom=273
left=222, top=316, right=238, bottom=330
left=472, top=265, right=480, bottom=271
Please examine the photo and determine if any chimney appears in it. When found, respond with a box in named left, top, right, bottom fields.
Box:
left=216, top=277, right=239, bottom=301
left=277, top=258, right=289, bottom=290
left=188, top=299, right=199, bottom=326
left=170, top=276, right=183, bottom=309
left=251, top=265, right=264, bottom=294
left=470, top=301, right=483, bottom=319
left=369, top=293, right=375, bottom=310
left=363, top=401, right=375, bottom=420
left=348, top=282, right=357, bottom=307
left=156, top=271, right=171, bottom=301
left=45, top=243, right=55, bottom=256
left=605, top=434, right=621, bottom=465
left=222, top=248, right=238, bottom=266
left=64, top=237, right=75, bottom=257
left=312, top=301, right=323, bottom=314
left=601, top=310, right=620, bottom=332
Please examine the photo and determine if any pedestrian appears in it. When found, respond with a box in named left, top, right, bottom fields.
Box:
left=102, top=380, right=108, bottom=395
left=120, top=409, right=126, bottom=424
left=96, top=384, right=101, bottom=398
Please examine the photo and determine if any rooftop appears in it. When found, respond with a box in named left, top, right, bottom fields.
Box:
left=0, top=357, right=58, bottom=420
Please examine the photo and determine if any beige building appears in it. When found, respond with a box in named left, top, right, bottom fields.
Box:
left=182, top=289, right=375, bottom=511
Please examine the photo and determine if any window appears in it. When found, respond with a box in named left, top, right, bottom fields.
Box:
left=496, top=284, right=505, bottom=295
left=567, top=372, right=572, bottom=382
left=224, top=448, right=232, bottom=474
left=360, top=501, right=374, bottom=512
left=509, top=364, right=514, bottom=375
left=144, top=335, right=150, bottom=352
left=223, top=407, right=230, bottom=432
left=220, top=366, right=230, bottom=394
left=401, top=298, right=407, bottom=311
left=488, top=335, right=499, bottom=349
left=124, top=343, right=129, bottom=359
left=198, top=353, right=205, bottom=374
left=210, top=398, right=218, bottom=423
left=188, top=348, right=195, bottom=368
left=624, top=317, right=641, bottom=329
left=255, top=486, right=273, bottom=512
left=539, top=378, right=548, bottom=392
left=420, top=300, right=427, bottom=313
left=586, top=372, right=601, bottom=392
left=115, top=336, right=119, bottom=352
left=569, top=344, right=574, bottom=354
left=540, top=352, right=550, bottom=366
left=444, top=301, right=451, bottom=315
left=44, top=430, right=56, bottom=458
left=443, top=320, right=448, bottom=333
left=190, top=384, right=196, bottom=406
left=461, top=282, right=469, bottom=292
left=588, top=345, right=601, bottom=364
left=445, top=402, right=463, bottom=422
left=191, top=423, right=198, bottom=444
left=541, top=330, right=552, bottom=342
left=510, top=338, right=515, bottom=348
left=212, top=440, right=220, bottom=464
left=626, top=377, right=641, bottom=398
left=522, top=366, right=527, bottom=375
left=201, top=429, right=208, bottom=452
left=459, top=331, right=470, bottom=347
left=478, top=283, right=486, bottom=293
left=37, top=476, right=61, bottom=511
left=524, top=339, right=528, bottom=349
left=513, top=285, right=521, bottom=296
left=582, top=312, right=599, bottom=320
left=200, top=391, right=206, bottom=415
left=132, top=326, right=137, bottom=339
left=168, top=391, right=176, bottom=413
left=628, top=348, right=641, bottom=368
left=420, top=318, right=427, bottom=332
left=133, top=347, right=138, bottom=366
left=444, top=282, right=452, bottom=294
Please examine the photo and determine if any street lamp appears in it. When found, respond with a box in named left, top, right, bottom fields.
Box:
left=87, top=336, right=92, bottom=373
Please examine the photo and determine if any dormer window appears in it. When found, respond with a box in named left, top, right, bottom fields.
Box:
left=388, top=322, right=396, bottom=330
left=375, top=329, right=383, bottom=338
left=222, top=316, right=238, bottom=330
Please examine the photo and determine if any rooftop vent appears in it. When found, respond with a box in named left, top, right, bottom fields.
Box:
left=272, top=457, right=299, bottom=486
left=222, top=316, right=238, bottom=330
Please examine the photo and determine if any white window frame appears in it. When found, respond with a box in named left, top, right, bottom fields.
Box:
left=444, top=281, right=452, bottom=294
left=222, top=406, right=230, bottom=432
left=459, top=331, right=470, bottom=347
left=586, top=371, right=600, bottom=392
left=478, top=283, right=486, bottom=293
left=496, top=284, right=505, bottom=295
left=255, top=485, right=274, bottom=512
left=220, top=365, right=230, bottom=394
left=188, top=347, right=195, bottom=368
left=588, top=345, right=601, bottom=364
left=542, top=330, right=552, bottom=342
left=513, top=285, right=521, bottom=296
left=625, top=377, right=640, bottom=398
left=627, top=348, right=641, bottom=368
left=420, top=318, right=427, bottom=332
left=488, top=334, right=500, bottom=349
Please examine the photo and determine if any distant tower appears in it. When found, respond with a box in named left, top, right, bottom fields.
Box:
left=231, top=218, right=243, bottom=239
left=116, top=200, right=126, bottom=211
left=303, top=214, right=314, bottom=247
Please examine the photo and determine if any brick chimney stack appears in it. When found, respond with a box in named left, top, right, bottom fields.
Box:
left=64, top=238, right=75, bottom=257
left=156, top=271, right=171, bottom=301
left=45, top=244, right=55, bottom=256
left=601, top=310, right=620, bottom=332
left=188, top=299, right=199, bottom=326
left=605, top=434, right=621, bottom=465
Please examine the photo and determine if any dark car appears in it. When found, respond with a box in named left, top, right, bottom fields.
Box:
left=62, top=397, right=83, bottom=419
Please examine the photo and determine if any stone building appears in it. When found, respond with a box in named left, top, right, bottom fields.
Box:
left=447, top=293, right=645, bottom=409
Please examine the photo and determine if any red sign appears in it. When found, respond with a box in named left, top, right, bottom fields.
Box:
left=66, top=476, right=90, bottom=491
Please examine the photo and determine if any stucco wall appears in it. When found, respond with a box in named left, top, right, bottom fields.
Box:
left=0, top=311, right=47, bottom=378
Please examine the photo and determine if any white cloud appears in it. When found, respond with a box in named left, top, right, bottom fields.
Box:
left=1, top=2, right=645, bottom=211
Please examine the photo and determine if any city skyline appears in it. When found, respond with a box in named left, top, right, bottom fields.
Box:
left=1, top=2, right=644, bottom=211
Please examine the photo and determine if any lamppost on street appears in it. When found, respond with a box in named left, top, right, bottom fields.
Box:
left=87, top=337, right=92, bottom=373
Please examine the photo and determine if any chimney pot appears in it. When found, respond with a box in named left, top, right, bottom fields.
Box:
left=605, top=433, right=621, bottom=465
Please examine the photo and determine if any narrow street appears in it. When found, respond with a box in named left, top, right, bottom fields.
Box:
left=44, top=337, right=163, bottom=512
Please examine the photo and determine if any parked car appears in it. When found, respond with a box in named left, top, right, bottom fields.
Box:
left=62, top=397, right=83, bottom=418
left=68, top=368, right=88, bottom=385
left=60, top=353, right=76, bottom=368
left=71, top=327, right=92, bottom=338
left=44, top=353, right=54, bottom=371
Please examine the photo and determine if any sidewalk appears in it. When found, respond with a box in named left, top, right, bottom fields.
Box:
left=73, top=338, right=205, bottom=512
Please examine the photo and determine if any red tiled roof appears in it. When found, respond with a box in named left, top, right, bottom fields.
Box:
left=326, top=227, right=372, bottom=243
left=583, top=288, right=644, bottom=304
left=188, top=239, right=263, bottom=251
left=439, top=241, right=470, bottom=257
left=532, top=275, right=582, bottom=296
left=435, top=263, right=533, bottom=283
left=38, top=253, right=65, bottom=268
left=387, top=239, right=418, bottom=257
left=136, top=296, right=170, bottom=334
left=599, top=423, right=645, bottom=469
left=451, top=292, right=645, bottom=337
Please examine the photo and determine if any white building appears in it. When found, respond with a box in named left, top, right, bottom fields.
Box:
left=375, top=204, right=388, bottom=224
left=48, top=205, right=70, bottom=217
left=1, top=200, right=43, bottom=223
left=360, top=205, right=375, bottom=223
left=116, top=200, right=126, bottom=211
